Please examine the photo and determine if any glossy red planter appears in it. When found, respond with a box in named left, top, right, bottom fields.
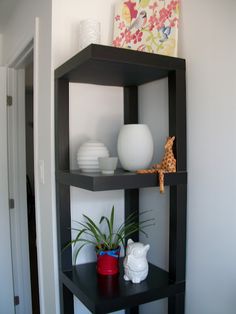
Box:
left=96, top=247, right=120, bottom=275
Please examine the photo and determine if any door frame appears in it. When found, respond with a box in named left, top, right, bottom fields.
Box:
left=6, top=19, right=42, bottom=314
left=0, top=67, right=15, bottom=314
left=7, top=64, right=33, bottom=314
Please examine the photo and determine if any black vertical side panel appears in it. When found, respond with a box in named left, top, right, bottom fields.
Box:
left=168, top=70, right=187, bottom=314
left=55, top=78, right=74, bottom=313
left=55, top=78, right=72, bottom=270
left=55, top=79, right=70, bottom=171
left=168, top=70, right=186, bottom=171
left=125, top=189, right=139, bottom=243
left=169, top=293, right=185, bottom=314
left=63, top=284, right=74, bottom=314
left=124, top=86, right=139, bottom=314
left=57, top=183, right=72, bottom=271
left=169, top=185, right=187, bottom=282
left=124, top=86, right=138, bottom=124
left=123, top=86, right=139, bottom=243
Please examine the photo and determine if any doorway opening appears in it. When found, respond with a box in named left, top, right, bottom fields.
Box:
left=25, top=61, right=40, bottom=314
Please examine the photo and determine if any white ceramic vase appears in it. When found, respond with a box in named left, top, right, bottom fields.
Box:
left=117, top=124, right=154, bottom=171
left=77, top=140, right=109, bottom=173
left=79, top=19, right=101, bottom=50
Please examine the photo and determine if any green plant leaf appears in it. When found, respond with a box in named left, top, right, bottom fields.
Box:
left=71, top=238, right=98, bottom=247
left=110, top=206, right=115, bottom=244
left=114, top=232, right=125, bottom=249
left=65, top=207, right=155, bottom=262
left=74, top=243, right=87, bottom=264
left=74, top=228, right=87, bottom=243
left=99, top=206, right=115, bottom=246
left=82, top=218, right=102, bottom=243
left=83, top=214, right=104, bottom=237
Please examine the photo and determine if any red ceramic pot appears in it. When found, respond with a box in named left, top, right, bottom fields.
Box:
left=96, top=247, right=120, bottom=275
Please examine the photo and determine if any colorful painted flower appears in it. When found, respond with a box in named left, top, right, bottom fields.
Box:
left=112, top=36, right=122, bottom=47
left=149, top=15, right=158, bottom=27
left=169, top=17, right=178, bottom=27
left=167, top=0, right=179, bottom=11
left=115, top=15, right=121, bottom=21
left=118, top=22, right=126, bottom=30
left=124, top=30, right=132, bottom=43
left=120, top=29, right=133, bottom=44
left=132, top=30, right=143, bottom=44
left=148, top=16, right=155, bottom=30
left=149, top=1, right=158, bottom=11
left=159, top=7, right=171, bottom=20
left=124, top=0, right=138, bottom=19
left=156, top=19, right=165, bottom=29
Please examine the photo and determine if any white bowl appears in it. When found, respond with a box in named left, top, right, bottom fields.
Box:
left=98, top=157, right=118, bottom=175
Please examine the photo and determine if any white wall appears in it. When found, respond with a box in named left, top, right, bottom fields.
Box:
left=179, top=1, right=236, bottom=313
left=1, top=1, right=59, bottom=314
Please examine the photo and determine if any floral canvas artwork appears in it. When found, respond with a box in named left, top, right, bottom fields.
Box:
left=112, top=0, right=179, bottom=57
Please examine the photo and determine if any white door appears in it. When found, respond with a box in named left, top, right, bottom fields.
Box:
left=0, top=67, right=15, bottom=313
left=7, top=67, right=32, bottom=314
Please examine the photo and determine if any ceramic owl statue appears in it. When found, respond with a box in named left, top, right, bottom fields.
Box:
left=123, top=239, right=150, bottom=283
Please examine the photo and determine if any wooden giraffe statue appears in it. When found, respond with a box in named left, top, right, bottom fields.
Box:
left=137, top=136, right=176, bottom=193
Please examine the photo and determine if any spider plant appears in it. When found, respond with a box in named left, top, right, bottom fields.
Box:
left=65, top=206, right=154, bottom=263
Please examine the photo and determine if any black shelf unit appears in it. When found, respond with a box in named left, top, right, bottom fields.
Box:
left=55, top=44, right=187, bottom=314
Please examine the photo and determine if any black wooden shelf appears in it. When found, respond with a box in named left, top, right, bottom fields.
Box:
left=55, top=44, right=187, bottom=314
left=56, top=169, right=187, bottom=191
left=61, top=259, right=185, bottom=314
left=55, top=44, right=185, bottom=86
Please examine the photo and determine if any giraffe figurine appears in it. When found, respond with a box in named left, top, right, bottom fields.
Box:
left=137, top=136, right=176, bottom=193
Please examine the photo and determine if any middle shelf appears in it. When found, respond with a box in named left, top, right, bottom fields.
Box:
left=56, top=169, right=187, bottom=191
left=61, top=258, right=185, bottom=313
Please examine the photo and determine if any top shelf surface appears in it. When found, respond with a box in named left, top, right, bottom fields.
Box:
left=55, top=44, right=185, bottom=86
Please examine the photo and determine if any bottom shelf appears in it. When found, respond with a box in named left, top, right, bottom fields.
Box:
left=61, top=259, right=185, bottom=313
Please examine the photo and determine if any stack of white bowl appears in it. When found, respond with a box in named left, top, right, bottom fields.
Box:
left=77, top=140, right=109, bottom=173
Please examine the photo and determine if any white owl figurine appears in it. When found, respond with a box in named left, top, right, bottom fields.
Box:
left=123, top=239, right=150, bottom=284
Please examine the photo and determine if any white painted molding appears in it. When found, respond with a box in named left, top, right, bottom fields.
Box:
left=33, top=16, right=46, bottom=314
left=7, top=67, right=33, bottom=314
left=7, top=36, right=34, bottom=68
left=0, top=67, right=15, bottom=314
left=9, top=39, right=33, bottom=69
